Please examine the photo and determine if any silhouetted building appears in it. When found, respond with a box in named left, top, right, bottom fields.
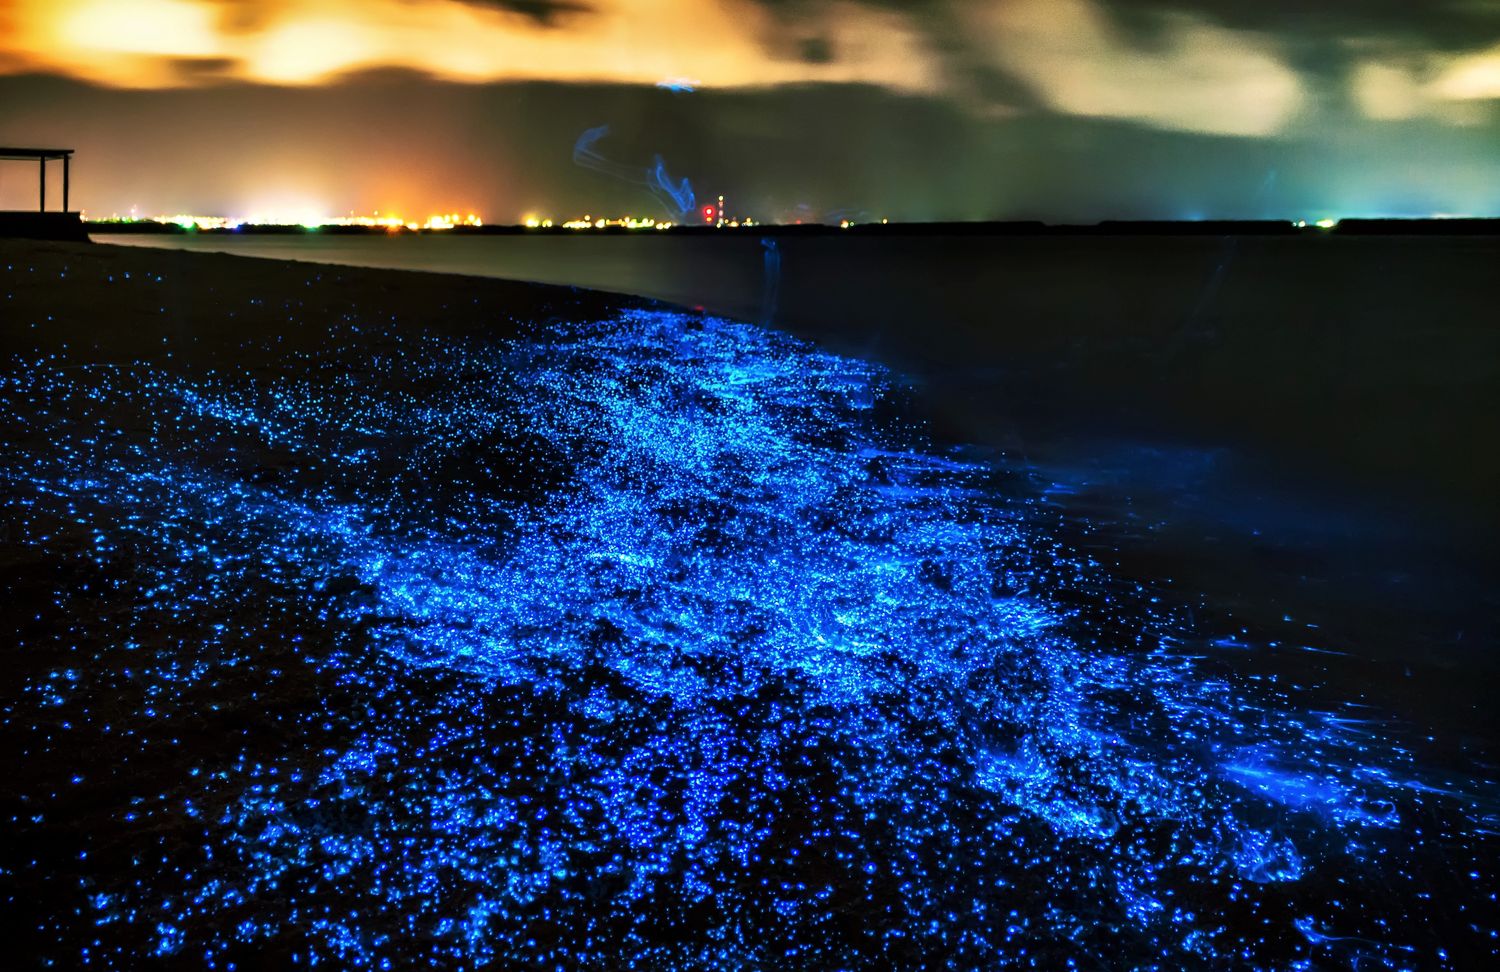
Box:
left=0, top=146, right=87, bottom=240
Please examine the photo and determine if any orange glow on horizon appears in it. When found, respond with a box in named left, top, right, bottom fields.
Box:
left=105, top=210, right=488, bottom=230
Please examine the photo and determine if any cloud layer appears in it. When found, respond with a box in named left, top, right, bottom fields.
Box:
left=2, top=0, right=940, bottom=91
left=964, top=0, right=1304, bottom=136
left=1, top=0, right=1498, bottom=138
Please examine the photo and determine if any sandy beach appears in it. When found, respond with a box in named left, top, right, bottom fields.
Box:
left=2, top=238, right=638, bottom=367
left=3, top=239, right=1496, bottom=967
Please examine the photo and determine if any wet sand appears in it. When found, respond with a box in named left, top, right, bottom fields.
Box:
left=3, top=238, right=637, bottom=367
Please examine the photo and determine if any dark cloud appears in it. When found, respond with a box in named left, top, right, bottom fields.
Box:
left=798, top=37, right=834, bottom=64
left=2, top=1, right=1497, bottom=216
left=741, top=0, right=1500, bottom=139
left=748, top=0, right=1500, bottom=49
left=1101, top=0, right=1500, bottom=50
left=746, top=0, right=1500, bottom=91
left=2, top=70, right=1496, bottom=221
left=445, top=0, right=595, bottom=27
left=745, top=0, right=1003, bottom=108
left=165, top=57, right=240, bottom=81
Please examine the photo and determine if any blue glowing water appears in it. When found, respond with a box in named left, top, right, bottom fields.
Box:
left=3, top=305, right=1497, bottom=968
left=760, top=237, right=781, bottom=328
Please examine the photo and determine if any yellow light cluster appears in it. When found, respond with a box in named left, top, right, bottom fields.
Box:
left=536, top=215, right=790, bottom=231
left=553, top=215, right=674, bottom=230
left=152, top=214, right=241, bottom=230
left=320, top=215, right=409, bottom=229
left=130, top=212, right=486, bottom=231
left=422, top=213, right=484, bottom=230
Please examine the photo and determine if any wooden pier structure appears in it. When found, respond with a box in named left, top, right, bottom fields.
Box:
left=0, top=147, right=87, bottom=240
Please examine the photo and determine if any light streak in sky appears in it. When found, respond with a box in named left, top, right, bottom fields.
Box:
left=573, top=125, right=697, bottom=221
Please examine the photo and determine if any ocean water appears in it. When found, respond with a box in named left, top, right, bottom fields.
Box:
left=11, top=231, right=1481, bottom=966
left=96, top=231, right=1500, bottom=527
left=98, top=232, right=1500, bottom=694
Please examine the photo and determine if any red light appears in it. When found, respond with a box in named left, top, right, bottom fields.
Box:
left=703, top=206, right=716, bottom=223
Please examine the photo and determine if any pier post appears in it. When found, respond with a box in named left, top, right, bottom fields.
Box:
left=63, top=155, right=69, bottom=213
left=39, top=157, right=46, bottom=211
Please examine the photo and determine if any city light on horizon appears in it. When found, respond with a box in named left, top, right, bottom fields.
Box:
left=86, top=210, right=486, bottom=231
left=77, top=209, right=1500, bottom=234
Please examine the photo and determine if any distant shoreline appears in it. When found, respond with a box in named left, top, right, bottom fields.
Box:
left=83, top=217, right=1500, bottom=237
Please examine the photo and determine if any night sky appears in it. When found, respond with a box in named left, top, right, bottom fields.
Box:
left=1, top=0, right=1499, bottom=221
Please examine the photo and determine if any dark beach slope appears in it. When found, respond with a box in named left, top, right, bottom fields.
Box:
left=1, top=238, right=633, bottom=365
left=2, top=240, right=1497, bottom=969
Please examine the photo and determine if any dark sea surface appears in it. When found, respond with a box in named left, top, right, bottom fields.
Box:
left=4, top=233, right=1489, bottom=968
left=100, top=231, right=1500, bottom=713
